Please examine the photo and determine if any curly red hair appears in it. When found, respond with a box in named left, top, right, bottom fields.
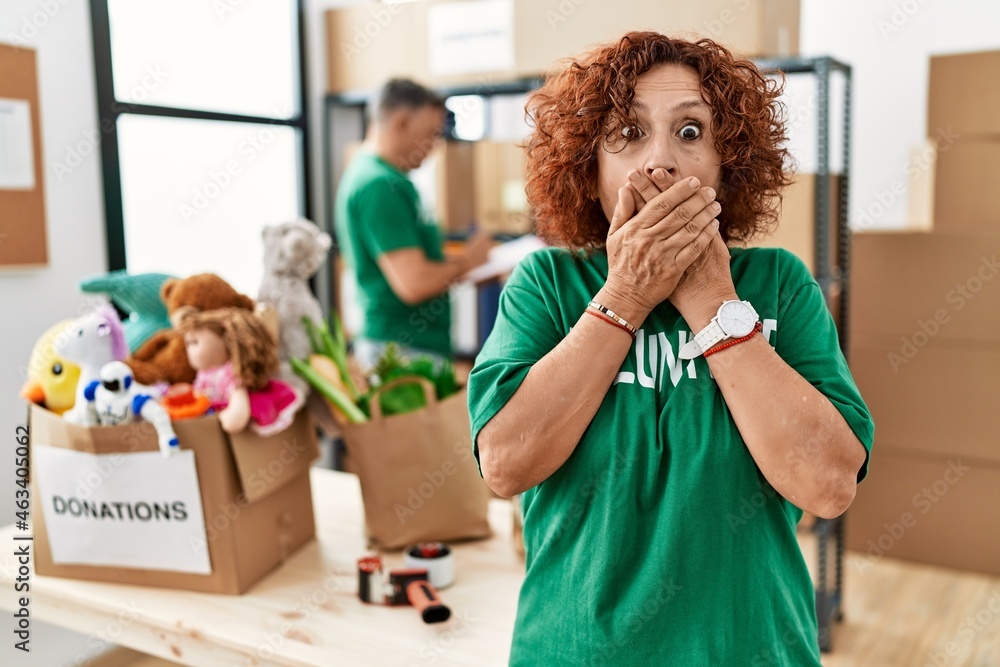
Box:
left=525, top=32, right=791, bottom=250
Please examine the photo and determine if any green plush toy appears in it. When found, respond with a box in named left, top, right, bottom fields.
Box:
left=79, top=271, right=175, bottom=353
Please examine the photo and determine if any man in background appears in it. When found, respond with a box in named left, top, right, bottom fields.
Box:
left=335, top=78, right=491, bottom=368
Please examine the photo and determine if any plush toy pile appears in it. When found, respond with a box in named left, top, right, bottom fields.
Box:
left=21, top=218, right=334, bottom=449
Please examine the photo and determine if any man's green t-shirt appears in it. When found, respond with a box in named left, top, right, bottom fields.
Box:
left=468, top=246, right=875, bottom=666
left=335, top=150, right=451, bottom=355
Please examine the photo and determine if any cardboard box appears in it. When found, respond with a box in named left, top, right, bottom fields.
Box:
left=435, top=141, right=477, bottom=232
left=850, top=231, right=1000, bottom=345
left=514, top=0, right=799, bottom=79
left=473, top=141, right=532, bottom=235
left=325, top=1, right=424, bottom=94
left=905, top=139, right=936, bottom=232
left=29, top=405, right=318, bottom=594
left=845, top=445, right=1000, bottom=577
left=849, top=339, right=1000, bottom=463
left=933, top=139, right=1000, bottom=230
left=326, top=0, right=800, bottom=93
left=928, top=49, right=1000, bottom=138
left=749, top=173, right=840, bottom=274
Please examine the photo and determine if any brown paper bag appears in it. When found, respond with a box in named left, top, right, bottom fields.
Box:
left=340, top=377, right=491, bottom=550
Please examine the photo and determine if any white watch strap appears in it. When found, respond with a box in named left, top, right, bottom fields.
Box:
left=694, top=320, right=726, bottom=351
left=679, top=319, right=725, bottom=360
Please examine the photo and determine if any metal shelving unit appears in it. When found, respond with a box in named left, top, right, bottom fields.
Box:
left=756, top=55, right=853, bottom=653
left=321, top=55, right=854, bottom=652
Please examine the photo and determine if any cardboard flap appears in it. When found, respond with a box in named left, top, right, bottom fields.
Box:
left=29, top=402, right=194, bottom=455
left=227, top=410, right=319, bottom=504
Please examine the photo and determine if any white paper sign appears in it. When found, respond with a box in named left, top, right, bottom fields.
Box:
left=428, top=0, right=514, bottom=77
left=33, top=445, right=212, bottom=574
left=0, top=98, right=35, bottom=190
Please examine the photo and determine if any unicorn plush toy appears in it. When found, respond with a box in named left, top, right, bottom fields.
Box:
left=56, top=305, right=129, bottom=425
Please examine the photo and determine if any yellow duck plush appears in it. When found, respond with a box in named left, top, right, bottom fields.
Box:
left=20, top=320, right=82, bottom=415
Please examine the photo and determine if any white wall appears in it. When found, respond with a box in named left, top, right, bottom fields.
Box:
left=800, top=0, right=1000, bottom=230
left=0, top=3, right=111, bottom=666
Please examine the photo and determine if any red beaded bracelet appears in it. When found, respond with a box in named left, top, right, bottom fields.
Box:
left=584, top=309, right=636, bottom=339
left=703, top=321, right=763, bottom=358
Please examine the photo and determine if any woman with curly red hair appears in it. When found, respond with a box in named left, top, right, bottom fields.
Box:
left=468, top=32, right=874, bottom=665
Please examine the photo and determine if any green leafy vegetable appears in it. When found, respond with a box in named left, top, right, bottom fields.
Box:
left=302, top=314, right=359, bottom=401
left=364, top=343, right=460, bottom=417
left=290, top=357, right=368, bottom=423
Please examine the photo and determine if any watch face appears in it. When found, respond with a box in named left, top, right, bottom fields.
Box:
left=718, top=301, right=755, bottom=337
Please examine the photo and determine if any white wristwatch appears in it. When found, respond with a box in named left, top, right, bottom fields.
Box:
left=678, top=300, right=759, bottom=360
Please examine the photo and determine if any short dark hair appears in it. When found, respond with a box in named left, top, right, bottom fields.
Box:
left=370, top=78, right=445, bottom=120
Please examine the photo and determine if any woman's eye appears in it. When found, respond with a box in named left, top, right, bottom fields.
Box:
left=679, top=123, right=702, bottom=140
left=621, top=124, right=643, bottom=139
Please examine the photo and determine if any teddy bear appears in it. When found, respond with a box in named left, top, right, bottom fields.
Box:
left=258, top=219, right=333, bottom=431
left=258, top=218, right=332, bottom=363
left=125, top=273, right=256, bottom=385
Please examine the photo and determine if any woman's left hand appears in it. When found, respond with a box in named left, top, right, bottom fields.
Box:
left=625, top=170, right=736, bottom=321
left=668, top=232, right=736, bottom=320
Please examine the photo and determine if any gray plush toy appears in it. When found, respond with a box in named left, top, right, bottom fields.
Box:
left=258, top=218, right=332, bottom=363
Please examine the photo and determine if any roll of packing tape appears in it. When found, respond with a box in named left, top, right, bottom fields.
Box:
left=404, top=542, right=455, bottom=589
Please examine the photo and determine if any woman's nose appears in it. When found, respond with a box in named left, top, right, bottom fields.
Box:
left=643, top=134, right=680, bottom=185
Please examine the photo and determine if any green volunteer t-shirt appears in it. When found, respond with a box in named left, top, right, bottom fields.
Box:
left=335, top=150, right=451, bottom=355
left=468, top=246, right=874, bottom=666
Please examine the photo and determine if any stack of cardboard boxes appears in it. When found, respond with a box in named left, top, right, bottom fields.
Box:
left=845, top=50, right=1000, bottom=576
left=752, top=174, right=841, bottom=271
left=326, top=0, right=799, bottom=94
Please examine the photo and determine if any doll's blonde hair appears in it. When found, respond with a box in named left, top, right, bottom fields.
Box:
left=180, top=308, right=279, bottom=390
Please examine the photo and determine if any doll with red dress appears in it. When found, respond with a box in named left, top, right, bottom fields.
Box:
left=179, top=308, right=301, bottom=435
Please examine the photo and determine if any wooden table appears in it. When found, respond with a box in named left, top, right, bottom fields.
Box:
left=0, top=469, right=524, bottom=666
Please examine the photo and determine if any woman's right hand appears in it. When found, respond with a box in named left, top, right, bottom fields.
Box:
left=603, top=173, right=721, bottom=315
